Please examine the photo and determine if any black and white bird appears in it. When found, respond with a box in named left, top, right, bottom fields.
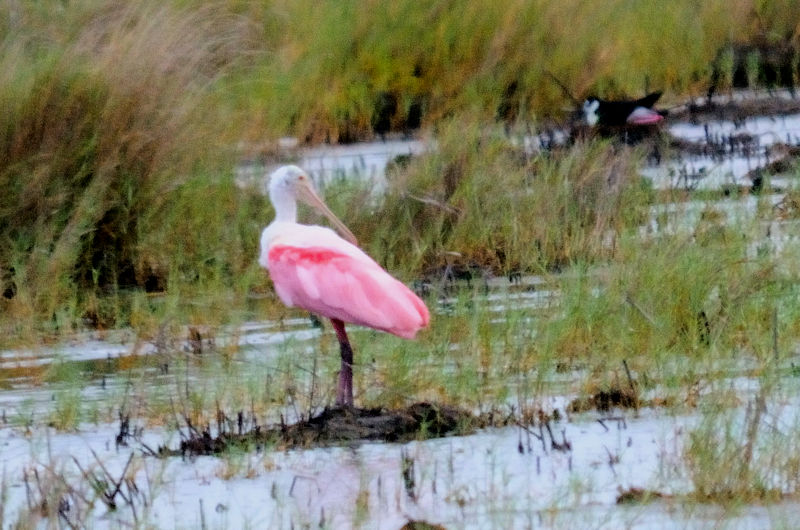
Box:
left=582, top=92, right=664, bottom=127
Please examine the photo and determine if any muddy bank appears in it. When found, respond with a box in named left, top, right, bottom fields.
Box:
left=161, top=389, right=654, bottom=457
left=164, top=402, right=478, bottom=456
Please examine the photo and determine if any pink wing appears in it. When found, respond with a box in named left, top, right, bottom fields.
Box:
left=267, top=245, right=429, bottom=339
left=626, top=106, right=663, bottom=125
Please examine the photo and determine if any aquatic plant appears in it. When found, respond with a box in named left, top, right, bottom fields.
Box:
left=685, top=378, right=800, bottom=503
left=335, top=121, right=651, bottom=277
left=0, top=1, right=263, bottom=337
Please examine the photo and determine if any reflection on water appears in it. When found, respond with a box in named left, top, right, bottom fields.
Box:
left=643, top=112, right=800, bottom=190
left=3, top=388, right=800, bottom=528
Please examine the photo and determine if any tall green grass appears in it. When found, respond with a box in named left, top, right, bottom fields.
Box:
left=540, top=230, right=787, bottom=380
left=331, top=120, right=652, bottom=276
left=0, top=1, right=264, bottom=337
left=241, top=0, right=800, bottom=141
left=685, top=377, right=800, bottom=503
left=4, top=0, right=800, bottom=338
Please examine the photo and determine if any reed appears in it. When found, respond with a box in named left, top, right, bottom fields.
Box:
left=241, top=0, right=800, bottom=141
left=0, top=1, right=260, bottom=336
left=4, top=0, right=800, bottom=341
left=330, top=121, right=650, bottom=278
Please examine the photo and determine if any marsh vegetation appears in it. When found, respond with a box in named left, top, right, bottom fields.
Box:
left=4, top=1, right=800, bottom=528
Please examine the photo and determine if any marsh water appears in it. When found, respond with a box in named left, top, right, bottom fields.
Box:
left=4, top=317, right=800, bottom=528
left=4, top=93, right=800, bottom=528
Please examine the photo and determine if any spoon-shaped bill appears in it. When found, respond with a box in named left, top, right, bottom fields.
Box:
left=296, top=182, right=358, bottom=245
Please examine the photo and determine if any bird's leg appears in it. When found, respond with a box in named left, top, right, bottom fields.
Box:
left=331, top=318, right=354, bottom=407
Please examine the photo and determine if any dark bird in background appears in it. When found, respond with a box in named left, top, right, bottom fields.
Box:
left=582, top=91, right=664, bottom=127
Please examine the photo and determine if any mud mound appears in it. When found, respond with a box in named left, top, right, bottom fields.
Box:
left=400, top=521, right=447, bottom=530
left=568, top=387, right=639, bottom=413
left=616, top=487, right=667, bottom=504
left=165, top=402, right=474, bottom=457
left=567, top=385, right=677, bottom=413
left=279, top=402, right=469, bottom=446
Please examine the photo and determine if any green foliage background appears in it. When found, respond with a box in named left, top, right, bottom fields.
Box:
left=2, top=0, right=800, bottom=333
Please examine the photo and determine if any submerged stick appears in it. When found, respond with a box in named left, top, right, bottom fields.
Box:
left=741, top=392, right=767, bottom=481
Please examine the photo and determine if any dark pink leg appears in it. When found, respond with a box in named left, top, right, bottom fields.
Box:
left=331, top=318, right=354, bottom=406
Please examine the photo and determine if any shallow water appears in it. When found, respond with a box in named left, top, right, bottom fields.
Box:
left=236, top=138, right=430, bottom=193
left=300, top=138, right=431, bottom=190
left=3, top=378, right=800, bottom=528
left=1, top=300, right=798, bottom=527
left=2, top=296, right=799, bottom=528
left=6, top=95, right=800, bottom=527
left=642, top=112, right=800, bottom=190
left=240, top=102, right=800, bottom=197
left=0, top=317, right=319, bottom=416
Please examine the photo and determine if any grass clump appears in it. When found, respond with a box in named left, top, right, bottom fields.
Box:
left=685, top=381, right=800, bottom=503
left=535, top=206, right=789, bottom=378
left=0, top=1, right=264, bottom=337
left=338, top=120, right=651, bottom=277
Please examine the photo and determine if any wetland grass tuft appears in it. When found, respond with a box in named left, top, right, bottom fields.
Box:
left=685, top=384, right=800, bottom=503
left=337, top=122, right=651, bottom=277
left=0, top=1, right=262, bottom=338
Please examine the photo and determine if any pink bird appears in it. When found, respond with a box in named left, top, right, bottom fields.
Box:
left=259, top=165, right=430, bottom=406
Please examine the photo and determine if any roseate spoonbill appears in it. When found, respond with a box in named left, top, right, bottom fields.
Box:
left=259, top=165, right=430, bottom=406
left=582, top=91, right=664, bottom=126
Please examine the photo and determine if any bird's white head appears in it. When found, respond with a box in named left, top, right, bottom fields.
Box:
left=268, top=164, right=309, bottom=203
left=267, top=165, right=358, bottom=245
left=582, top=98, right=600, bottom=126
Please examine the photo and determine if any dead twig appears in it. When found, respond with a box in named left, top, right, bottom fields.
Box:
left=741, top=391, right=767, bottom=481
left=402, top=193, right=461, bottom=214
left=624, top=293, right=657, bottom=327
left=544, top=70, right=580, bottom=106
left=622, top=359, right=639, bottom=410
